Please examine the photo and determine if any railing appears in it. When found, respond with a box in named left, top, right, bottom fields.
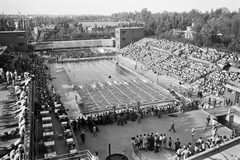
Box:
left=25, top=78, right=35, bottom=160
left=186, top=136, right=240, bottom=160
left=35, top=39, right=113, bottom=50
left=38, top=150, right=93, bottom=160
left=212, top=109, right=236, bottom=117
left=132, top=136, right=239, bottom=160
left=132, top=145, right=147, bottom=160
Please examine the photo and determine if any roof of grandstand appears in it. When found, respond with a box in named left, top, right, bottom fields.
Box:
left=117, top=27, right=144, bottom=30
left=34, top=39, right=113, bottom=50
left=133, top=38, right=155, bottom=46
left=0, top=31, right=25, bottom=34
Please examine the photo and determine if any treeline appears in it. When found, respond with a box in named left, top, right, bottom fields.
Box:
left=45, top=21, right=144, bottom=41
left=0, top=18, right=15, bottom=31
left=0, top=17, right=35, bottom=31
left=44, top=23, right=116, bottom=41
left=111, top=8, right=240, bottom=52
left=1, top=7, right=240, bottom=52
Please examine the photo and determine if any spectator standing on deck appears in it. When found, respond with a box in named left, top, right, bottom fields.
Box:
left=72, top=83, right=75, bottom=90
left=205, top=115, right=211, bottom=130
left=72, top=119, right=78, bottom=133
left=207, top=115, right=211, bottom=127
left=143, top=134, right=148, bottom=151
left=168, top=137, right=172, bottom=150
left=81, top=117, right=86, bottom=129
left=93, top=125, right=97, bottom=137
left=78, top=117, right=81, bottom=131
left=212, top=124, right=218, bottom=139
left=204, top=120, right=208, bottom=130
left=169, top=121, right=176, bottom=132
left=175, top=138, right=181, bottom=152
left=137, top=112, right=141, bottom=123
left=6, top=70, right=10, bottom=84
left=75, top=91, right=78, bottom=102
left=92, top=152, right=99, bottom=160
left=80, top=131, right=85, bottom=144
left=192, top=128, right=195, bottom=140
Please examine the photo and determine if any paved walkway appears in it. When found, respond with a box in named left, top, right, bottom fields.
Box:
left=49, top=63, right=82, bottom=119
left=73, top=111, right=231, bottom=160
left=35, top=67, right=75, bottom=159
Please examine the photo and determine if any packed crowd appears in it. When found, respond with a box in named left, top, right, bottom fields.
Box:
left=151, top=39, right=238, bottom=64
left=0, top=54, right=36, bottom=160
left=70, top=100, right=198, bottom=136
left=196, top=70, right=227, bottom=95
left=131, top=124, right=236, bottom=160
left=121, top=44, right=211, bottom=84
left=218, top=53, right=239, bottom=66
left=121, top=39, right=240, bottom=96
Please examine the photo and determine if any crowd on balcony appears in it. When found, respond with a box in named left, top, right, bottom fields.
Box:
left=0, top=54, right=36, bottom=160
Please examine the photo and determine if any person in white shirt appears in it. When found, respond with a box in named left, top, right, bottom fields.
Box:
left=6, top=71, right=10, bottom=84
left=197, top=137, right=203, bottom=144
left=92, top=152, right=99, bottom=160
left=191, top=128, right=195, bottom=140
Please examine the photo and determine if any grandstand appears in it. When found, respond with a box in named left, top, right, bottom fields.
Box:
left=34, top=39, right=114, bottom=50
left=134, top=38, right=155, bottom=46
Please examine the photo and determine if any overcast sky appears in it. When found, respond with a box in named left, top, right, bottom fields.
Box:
left=0, top=0, right=239, bottom=15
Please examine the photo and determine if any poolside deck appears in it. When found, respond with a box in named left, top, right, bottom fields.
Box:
left=48, top=55, right=234, bottom=160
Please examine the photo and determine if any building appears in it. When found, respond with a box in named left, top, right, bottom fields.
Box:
left=185, top=26, right=194, bottom=39
left=172, top=23, right=195, bottom=39
left=0, top=31, right=28, bottom=51
left=115, top=27, right=144, bottom=49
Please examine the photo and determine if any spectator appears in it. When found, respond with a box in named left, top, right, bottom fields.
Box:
left=92, top=151, right=99, bottom=160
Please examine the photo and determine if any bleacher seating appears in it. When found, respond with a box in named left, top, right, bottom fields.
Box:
left=92, top=40, right=102, bottom=47
left=35, top=39, right=114, bottom=50
left=102, top=39, right=113, bottom=47
left=74, top=41, right=84, bottom=47
left=83, top=40, right=93, bottom=47
left=64, top=41, right=74, bottom=48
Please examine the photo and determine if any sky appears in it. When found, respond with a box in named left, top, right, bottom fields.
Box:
left=0, top=0, right=239, bottom=15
